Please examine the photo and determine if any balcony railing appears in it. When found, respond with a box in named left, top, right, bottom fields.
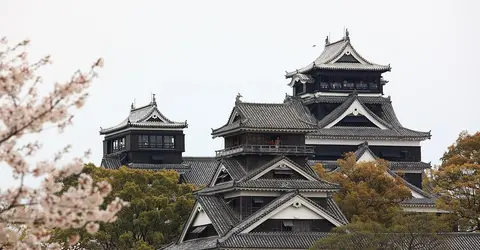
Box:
left=215, top=144, right=315, bottom=158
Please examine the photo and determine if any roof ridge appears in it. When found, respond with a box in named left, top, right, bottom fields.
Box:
left=237, top=101, right=285, bottom=106
left=323, top=40, right=350, bottom=64
left=183, top=156, right=217, bottom=161
left=130, top=103, right=153, bottom=112
left=325, top=37, right=347, bottom=47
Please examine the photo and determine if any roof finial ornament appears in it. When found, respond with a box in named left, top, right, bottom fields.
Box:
left=151, top=93, right=157, bottom=106
left=345, top=28, right=350, bottom=41
left=235, top=93, right=243, bottom=104
left=325, top=35, right=330, bottom=45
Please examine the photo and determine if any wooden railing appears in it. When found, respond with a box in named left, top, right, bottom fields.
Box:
left=215, top=144, right=315, bottom=157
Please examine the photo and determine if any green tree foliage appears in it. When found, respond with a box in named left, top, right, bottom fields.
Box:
left=52, top=164, right=196, bottom=249
left=430, top=130, right=480, bottom=232
left=311, top=213, right=451, bottom=250
left=314, top=153, right=412, bottom=223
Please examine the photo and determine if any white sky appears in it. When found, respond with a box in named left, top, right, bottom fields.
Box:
left=1, top=0, right=479, bottom=188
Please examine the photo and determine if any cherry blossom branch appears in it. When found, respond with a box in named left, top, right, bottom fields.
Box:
left=0, top=37, right=126, bottom=249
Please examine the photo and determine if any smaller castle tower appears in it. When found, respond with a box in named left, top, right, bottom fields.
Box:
left=99, top=94, right=188, bottom=169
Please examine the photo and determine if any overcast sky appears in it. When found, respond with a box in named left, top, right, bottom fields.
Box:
left=1, top=0, right=479, bottom=188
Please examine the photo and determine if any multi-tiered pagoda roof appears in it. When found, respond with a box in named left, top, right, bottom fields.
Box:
left=96, top=31, right=480, bottom=249
left=211, top=96, right=318, bottom=138
left=304, top=92, right=431, bottom=141
left=285, top=29, right=391, bottom=80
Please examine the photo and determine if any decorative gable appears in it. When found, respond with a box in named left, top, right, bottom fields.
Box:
left=334, top=114, right=378, bottom=128
left=357, top=150, right=376, bottom=162
left=324, top=99, right=388, bottom=129
left=179, top=203, right=218, bottom=243
left=227, top=109, right=243, bottom=124
left=211, top=165, right=233, bottom=186
left=335, top=53, right=361, bottom=63
left=329, top=43, right=370, bottom=65
left=241, top=195, right=344, bottom=233
left=145, top=109, right=169, bottom=123
left=251, top=159, right=316, bottom=181
left=191, top=205, right=211, bottom=226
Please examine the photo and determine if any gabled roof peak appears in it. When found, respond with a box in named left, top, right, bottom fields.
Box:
left=286, top=31, right=391, bottom=78
left=100, top=98, right=187, bottom=135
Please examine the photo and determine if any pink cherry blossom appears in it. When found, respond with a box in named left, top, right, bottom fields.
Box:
left=0, top=38, right=128, bottom=249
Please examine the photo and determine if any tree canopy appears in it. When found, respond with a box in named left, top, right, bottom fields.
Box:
left=52, top=164, right=196, bottom=250
left=430, top=130, right=480, bottom=232
left=314, top=153, right=412, bottom=224
left=312, top=153, right=455, bottom=250
left=310, top=212, right=452, bottom=250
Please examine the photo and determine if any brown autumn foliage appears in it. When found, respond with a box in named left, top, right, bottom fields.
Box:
left=430, top=130, right=480, bottom=232
left=314, top=153, right=412, bottom=224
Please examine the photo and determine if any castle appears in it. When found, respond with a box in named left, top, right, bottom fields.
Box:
left=100, top=31, right=447, bottom=249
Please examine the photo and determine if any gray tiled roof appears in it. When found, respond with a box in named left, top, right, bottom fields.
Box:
left=307, top=93, right=430, bottom=141
left=311, top=233, right=480, bottom=250
left=224, top=192, right=299, bottom=236
left=439, top=233, right=480, bottom=250
left=286, top=36, right=391, bottom=78
left=316, top=92, right=393, bottom=129
left=161, top=236, right=218, bottom=250
left=308, top=160, right=431, bottom=172
left=240, top=155, right=321, bottom=182
left=197, top=195, right=240, bottom=236
left=219, top=158, right=247, bottom=181
left=326, top=198, right=349, bottom=225
left=100, top=101, right=187, bottom=135
left=212, top=97, right=317, bottom=137
left=182, top=157, right=220, bottom=187
left=223, top=192, right=348, bottom=239
left=220, top=232, right=329, bottom=249
left=354, top=141, right=377, bottom=160
left=164, top=232, right=480, bottom=250
left=389, top=161, right=431, bottom=171
left=99, top=156, right=219, bottom=187
left=302, top=95, right=392, bottom=105
left=236, top=179, right=339, bottom=191
left=309, top=126, right=430, bottom=141
left=100, top=151, right=128, bottom=169
left=100, top=157, right=122, bottom=169
left=197, top=179, right=339, bottom=195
